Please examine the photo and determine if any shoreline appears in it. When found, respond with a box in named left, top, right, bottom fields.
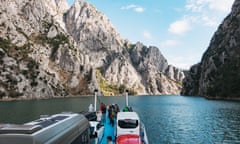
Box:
left=0, top=95, right=93, bottom=102
left=204, top=96, right=240, bottom=101
left=0, top=94, right=177, bottom=102
left=1, top=95, right=240, bottom=102
left=180, top=95, right=240, bottom=101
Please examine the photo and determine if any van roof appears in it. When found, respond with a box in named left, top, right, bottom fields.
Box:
left=117, top=112, right=140, bottom=120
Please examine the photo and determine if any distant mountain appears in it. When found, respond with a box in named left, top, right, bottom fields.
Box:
left=181, top=0, right=240, bottom=98
left=0, top=0, right=184, bottom=99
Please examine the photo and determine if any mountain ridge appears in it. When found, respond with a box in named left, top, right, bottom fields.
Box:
left=181, top=0, right=240, bottom=98
left=0, top=0, right=184, bottom=99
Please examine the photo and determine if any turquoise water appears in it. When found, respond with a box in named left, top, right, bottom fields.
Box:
left=1, top=95, right=240, bottom=144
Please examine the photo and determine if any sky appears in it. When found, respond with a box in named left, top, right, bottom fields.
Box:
left=67, top=0, right=235, bottom=69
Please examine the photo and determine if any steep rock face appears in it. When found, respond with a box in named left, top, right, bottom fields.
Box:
left=64, top=1, right=123, bottom=67
left=129, top=42, right=184, bottom=95
left=130, top=42, right=168, bottom=72
left=64, top=1, right=146, bottom=95
left=65, top=1, right=122, bottom=46
left=0, top=0, right=185, bottom=99
left=182, top=0, right=240, bottom=98
left=0, top=0, right=88, bottom=98
left=181, top=64, right=201, bottom=96
left=44, top=0, right=69, bottom=30
left=104, top=55, right=145, bottom=95
left=165, top=65, right=185, bottom=82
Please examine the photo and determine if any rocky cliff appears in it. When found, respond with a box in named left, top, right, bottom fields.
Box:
left=129, top=42, right=184, bottom=94
left=182, top=0, right=240, bottom=98
left=0, top=0, right=184, bottom=99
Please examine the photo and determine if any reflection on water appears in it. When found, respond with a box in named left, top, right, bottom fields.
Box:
left=1, top=95, right=240, bottom=143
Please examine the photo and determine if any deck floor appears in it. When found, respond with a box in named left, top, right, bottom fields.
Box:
left=99, top=114, right=116, bottom=144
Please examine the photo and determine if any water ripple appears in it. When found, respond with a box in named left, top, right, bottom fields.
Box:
left=131, top=96, right=240, bottom=144
left=1, top=95, right=240, bottom=144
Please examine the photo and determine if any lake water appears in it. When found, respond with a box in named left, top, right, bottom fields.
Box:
left=1, top=95, right=240, bottom=144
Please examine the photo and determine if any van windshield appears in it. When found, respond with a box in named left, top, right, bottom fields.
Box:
left=118, top=119, right=138, bottom=128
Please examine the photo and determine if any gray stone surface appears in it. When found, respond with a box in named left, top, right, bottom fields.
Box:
left=0, top=0, right=184, bottom=99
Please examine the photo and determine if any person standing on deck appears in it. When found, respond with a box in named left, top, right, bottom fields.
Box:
left=88, top=104, right=94, bottom=112
left=100, top=103, right=106, bottom=124
left=100, top=103, right=105, bottom=112
left=108, top=105, right=114, bottom=126
left=107, top=136, right=113, bottom=144
left=97, top=111, right=102, bottom=122
left=115, top=104, right=120, bottom=114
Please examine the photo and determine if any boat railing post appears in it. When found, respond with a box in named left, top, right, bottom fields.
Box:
left=94, top=89, right=98, bottom=112
left=126, top=89, right=129, bottom=107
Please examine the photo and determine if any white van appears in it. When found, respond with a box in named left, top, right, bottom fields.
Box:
left=116, top=112, right=140, bottom=137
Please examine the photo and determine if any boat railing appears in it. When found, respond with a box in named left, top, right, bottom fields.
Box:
left=141, top=123, right=149, bottom=144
